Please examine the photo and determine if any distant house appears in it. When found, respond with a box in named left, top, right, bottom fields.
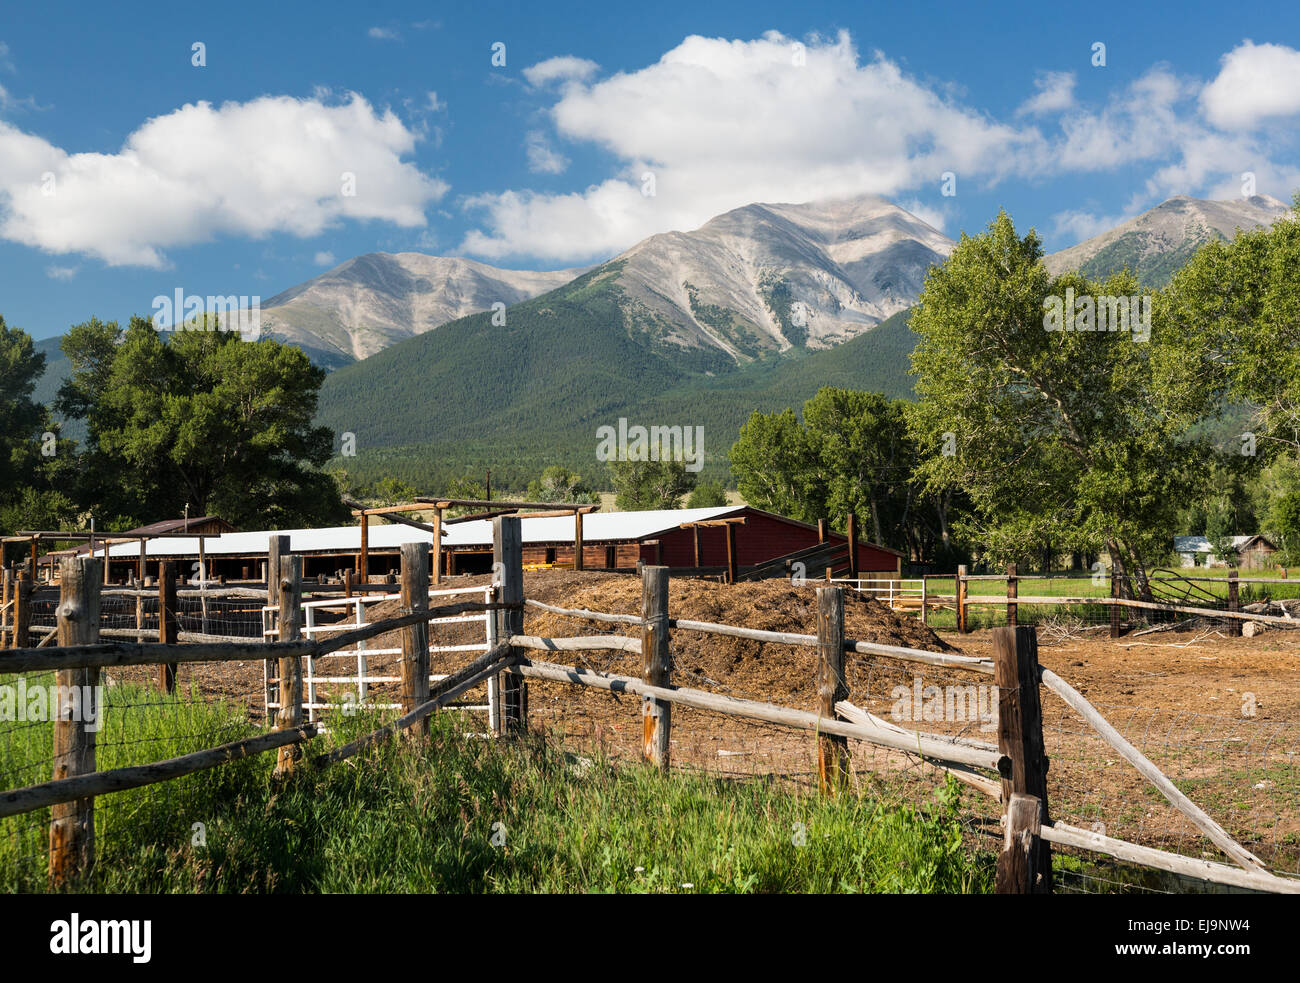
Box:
left=1173, top=534, right=1278, bottom=569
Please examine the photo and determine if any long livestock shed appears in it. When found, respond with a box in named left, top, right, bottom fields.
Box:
left=87, top=506, right=902, bottom=583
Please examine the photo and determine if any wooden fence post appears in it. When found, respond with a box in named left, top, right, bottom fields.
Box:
left=957, top=564, right=968, bottom=634
left=1, top=567, right=10, bottom=648
left=1110, top=566, right=1122, bottom=639
left=273, top=554, right=303, bottom=779
left=493, top=516, right=526, bottom=735
left=641, top=566, right=671, bottom=769
left=920, top=576, right=929, bottom=627
left=1006, top=562, right=1018, bottom=628
left=400, top=542, right=431, bottom=738
left=13, top=575, right=31, bottom=653
left=997, top=793, right=1044, bottom=894
left=158, top=561, right=177, bottom=692
left=846, top=514, right=859, bottom=582
left=431, top=510, right=442, bottom=587
left=266, top=535, right=289, bottom=713
left=816, top=585, right=849, bottom=793
left=574, top=509, right=585, bottom=571
left=993, top=625, right=1052, bottom=893
left=1227, top=569, right=1241, bottom=638
left=359, top=513, right=369, bottom=584
left=49, top=555, right=101, bottom=888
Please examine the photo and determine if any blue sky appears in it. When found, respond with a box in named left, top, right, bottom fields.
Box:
left=2, top=0, right=1298, bottom=341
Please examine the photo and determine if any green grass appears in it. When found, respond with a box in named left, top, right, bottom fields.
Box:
left=1, top=687, right=996, bottom=893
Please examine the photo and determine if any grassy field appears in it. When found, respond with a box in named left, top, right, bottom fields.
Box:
left=0, top=681, right=995, bottom=894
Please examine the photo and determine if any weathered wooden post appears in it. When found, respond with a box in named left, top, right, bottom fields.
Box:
left=920, top=576, right=929, bottom=627
left=399, top=542, right=431, bottom=738
left=1006, top=562, right=1018, bottom=628
left=998, top=792, right=1045, bottom=895
left=725, top=523, right=738, bottom=584
left=574, top=509, right=585, bottom=571
left=13, top=574, right=31, bottom=652
left=846, top=514, right=859, bottom=582
left=158, top=561, right=178, bottom=692
left=957, top=564, right=968, bottom=634
left=1226, top=569, right=1241, bottom=638
left=431, top=510, right=442, bottom=587
left=266, top=535, right=289, bottom=712
left=1110, top=565, right=1122, bottom=639
left=993, top=625, right=1052, bottom=893
left=273, top=554, right=304, bottom=779
left=49, top=555, right=101, bottom=888
left=358, top=512, right=369, bottom=584
left=816, top=585, right=850, bottom=793
left=493, top=516, right=526, bottom=735
left=641, top=566, right=671, bottom=769
left=1, top=567, right=10, bottom=648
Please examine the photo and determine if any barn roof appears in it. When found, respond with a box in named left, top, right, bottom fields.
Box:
left=90, top=505, right=906, bottom=560
left=91, top=506, right=747, bottom=558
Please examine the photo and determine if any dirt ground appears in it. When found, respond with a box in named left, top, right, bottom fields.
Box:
left=100, top=569, right=1300, bottom=872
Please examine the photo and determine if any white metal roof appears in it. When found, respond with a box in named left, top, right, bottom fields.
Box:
left=92, top=505, right=746, bottom=559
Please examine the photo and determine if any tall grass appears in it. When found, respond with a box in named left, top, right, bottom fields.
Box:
left=1, top=686, right=995, bottom=894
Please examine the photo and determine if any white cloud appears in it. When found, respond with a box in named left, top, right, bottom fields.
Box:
left=426, top=91, right=445, bottom=112
left=1050, top=207, right=1135, bottom=244
left=525, top=130, right=568, bottom=174
left=0, top=93, right=446, bottom=267
left=465, top=31, right=1045, bottom=260
left=368, top=26, right=400, bottom=41
left=523, top=56, right=600, bottom=87
left=1017, top=71, right=1075, bottom=116
left=1201, top=41, right=1300, bottom=130
left=314, top=251, right=336, bottom=266
left=45, top=263, right=77, bottom=280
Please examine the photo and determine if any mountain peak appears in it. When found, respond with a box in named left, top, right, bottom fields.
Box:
left=1044, top=193, right=1290, bottom=286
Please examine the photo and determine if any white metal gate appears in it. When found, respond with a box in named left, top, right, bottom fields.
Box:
left=262, top=583, right=498, bottom=730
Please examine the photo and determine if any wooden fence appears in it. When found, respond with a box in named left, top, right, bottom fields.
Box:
left=2, top=518, right=1298, bottom=894
left=915, top=565, right=1298, bottom=635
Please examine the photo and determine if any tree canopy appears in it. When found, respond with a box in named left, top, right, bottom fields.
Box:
left=907, top=210, right=1219, bottom=592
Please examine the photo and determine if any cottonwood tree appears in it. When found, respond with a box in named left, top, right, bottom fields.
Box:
left=1162, top=194, right=1300, bottom=457
left=728, top=389, right=961, bottom=563
left=526, top=465, right=599, bottom=504
left=0, top=316, right=47, bottom=505
left=609, top=456, right=696, bottom=510
left=908, top=211, right=1216, bottom=595
left=60, top=316, right=346, bottom=528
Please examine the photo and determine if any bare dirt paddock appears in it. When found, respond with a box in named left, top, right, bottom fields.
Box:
left=102, top=570, right=1300, bottom=877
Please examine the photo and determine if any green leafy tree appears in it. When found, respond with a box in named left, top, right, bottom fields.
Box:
left=1272, top=490, right=1300, bottom=564
left=366, top=477, right=420, bottom=505
left=686, top=481, right=729, bottom=508
left=0, top=315, right=48, bottom=508
left=729, top=408, right=822, bottom=520
left=526, top=466, right=599, bottom=504
left=907, top=211, right=1215, bottom=594
left=609, top=458, right=695, bottom=510
left=1163, top=193, right=1300, bottom=458
left=63, top=317, right=346, bottom=527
